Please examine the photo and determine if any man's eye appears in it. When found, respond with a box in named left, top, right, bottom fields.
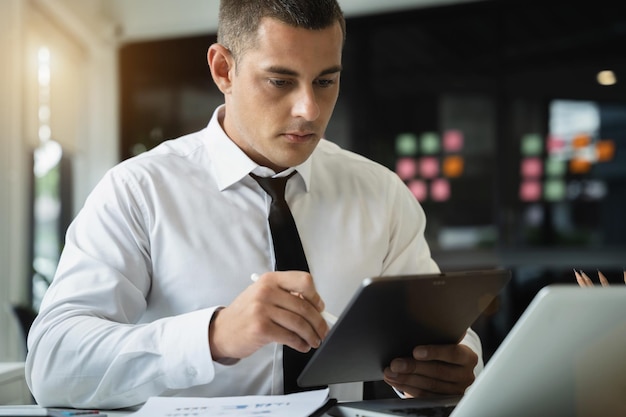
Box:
left=269, top=79, right=290, bottom=88
left=315, top=78, right=337, bottom=88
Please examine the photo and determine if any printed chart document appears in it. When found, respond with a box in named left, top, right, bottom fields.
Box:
left=128, top=388, right=333, bottom=417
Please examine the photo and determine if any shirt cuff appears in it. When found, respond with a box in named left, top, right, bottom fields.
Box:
left=161, top=307, right=219, bottom=388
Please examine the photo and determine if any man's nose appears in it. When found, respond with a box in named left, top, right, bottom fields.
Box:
left=291, top=85, right=320, bottom=121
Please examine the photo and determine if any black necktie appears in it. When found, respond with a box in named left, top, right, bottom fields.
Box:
left=251, top=172, right=309, bottom=272
left=250, top=172, right=324, bottom=394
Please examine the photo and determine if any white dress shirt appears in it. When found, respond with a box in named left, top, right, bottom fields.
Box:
left=25, top=105, right=483, bottom=409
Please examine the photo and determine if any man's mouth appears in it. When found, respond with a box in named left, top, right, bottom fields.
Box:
left=283, top=132, right=316, bottom=142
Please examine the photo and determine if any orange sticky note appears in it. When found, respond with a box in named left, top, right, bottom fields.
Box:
left=443, top=155, right=464, bottom=178
left=569, top=158, right=592, bottom=174
left=596, top=140, right=615, bottom=162
left=572, top=134, right=591, bottom=149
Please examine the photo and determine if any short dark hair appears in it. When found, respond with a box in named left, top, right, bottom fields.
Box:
left=217, top=0, right=346, bottom=62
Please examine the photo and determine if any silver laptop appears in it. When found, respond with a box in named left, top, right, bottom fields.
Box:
left=329, top=285, right=626, bottom=417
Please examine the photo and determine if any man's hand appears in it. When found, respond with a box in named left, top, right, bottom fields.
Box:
left=208, top=271, right=329, bottom=362
left=382, top=343, right=478, bottom=397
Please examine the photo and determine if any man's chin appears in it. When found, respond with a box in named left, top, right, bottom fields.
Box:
left=273, top=152, right=314, bottom=171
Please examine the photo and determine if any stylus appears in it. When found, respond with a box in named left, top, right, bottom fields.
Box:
left=250, top=273, right=338, bottom=325
left=321, top=309, right=338, bottom=325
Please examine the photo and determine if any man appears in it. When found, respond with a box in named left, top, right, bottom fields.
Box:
left=26, top=0, right=482, bottom=409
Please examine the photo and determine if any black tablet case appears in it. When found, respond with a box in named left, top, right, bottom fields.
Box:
left=297, top=269, right=511, bottom=387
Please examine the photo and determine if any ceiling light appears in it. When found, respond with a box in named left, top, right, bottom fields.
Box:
left=596, top=70, right=617, bottom=86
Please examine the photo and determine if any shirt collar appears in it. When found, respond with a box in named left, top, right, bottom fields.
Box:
left=204, top=105, right=312, bottom=192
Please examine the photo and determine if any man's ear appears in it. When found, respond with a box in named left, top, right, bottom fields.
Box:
left=207, top=44, right=235, bottom=94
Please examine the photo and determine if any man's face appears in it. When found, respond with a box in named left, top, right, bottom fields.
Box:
left=222, top=18, right=343, bottom=172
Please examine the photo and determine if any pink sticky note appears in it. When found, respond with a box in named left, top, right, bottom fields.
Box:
left=443, top=129, right=464, bottom=152
left=396, top=157, right=418, bottom=180
left=419, top=157, right=439, bottom=179
left=521, top=157, right=543, bottom=178
left=520, top=180, right=541, bottom=201
left=408, top=179, right=428, bottom=202
left=431, top=178, right=450, bottom=202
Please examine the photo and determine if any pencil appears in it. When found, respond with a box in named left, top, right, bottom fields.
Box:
left=574, top=269, right=586, bottom=286
left=597, top=270, right=610, bottom=287
left=580, top=270, right=594, bottom=286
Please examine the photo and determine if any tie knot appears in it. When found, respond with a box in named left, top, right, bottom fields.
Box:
left=250, top=172, right=296, bottom=202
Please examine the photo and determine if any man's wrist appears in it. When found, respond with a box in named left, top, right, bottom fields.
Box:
left=208, top=307, right=240, bottom=365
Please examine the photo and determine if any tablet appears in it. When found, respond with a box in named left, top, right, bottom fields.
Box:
left=297, top=269, right=511, bottom=388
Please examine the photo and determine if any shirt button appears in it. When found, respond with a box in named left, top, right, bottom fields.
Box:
left=187, top=367, right=198, bottom=377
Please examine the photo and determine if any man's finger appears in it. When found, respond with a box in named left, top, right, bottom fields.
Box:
left=277, top=271, right=325, bottom=312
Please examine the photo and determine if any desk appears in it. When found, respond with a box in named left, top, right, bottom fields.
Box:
left=92, top=408, right=335, bottom=417
left=101, top=411, right=333, bottom=417
left=0, top=362, right=32, bottom=405
left=0, top=372, right=335, bottom=417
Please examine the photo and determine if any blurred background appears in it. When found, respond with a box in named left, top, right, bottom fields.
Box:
left=1, top=0, right=625, bottom=364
